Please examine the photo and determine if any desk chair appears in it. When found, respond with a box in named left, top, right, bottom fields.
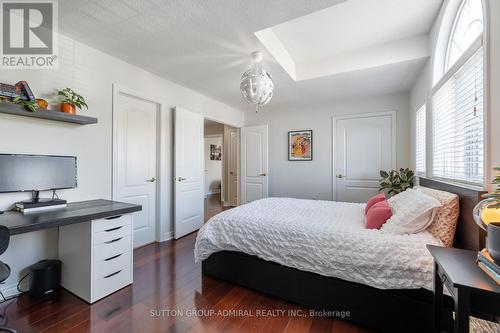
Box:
left=0, top=226, right=16, bottom=333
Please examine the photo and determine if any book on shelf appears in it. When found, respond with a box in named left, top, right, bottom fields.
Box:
left=16, top=81, right=36, bottom=101
left=0, top=83, right=25, bottom=100
left=478, top=262, right=500, bottom=285
left=0, top=81, right=36, bottom=101
left=477, top=248, right=500, bottom=275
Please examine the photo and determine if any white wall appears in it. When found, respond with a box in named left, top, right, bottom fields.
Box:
left=244, top=93, right=411, bottom=200
left=204, top=137, right=223, bottom=195
left=488, top=0, right=500, bottom=183
left=0, top=33, right=243, bottom=294
left=410, top=0, right=500, bottom=188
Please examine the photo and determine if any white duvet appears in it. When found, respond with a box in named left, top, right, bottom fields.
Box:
left=194, top=197, right=442, bottom=291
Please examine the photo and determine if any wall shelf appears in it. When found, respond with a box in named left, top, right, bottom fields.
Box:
left=0, top=102, right=97, bottom=125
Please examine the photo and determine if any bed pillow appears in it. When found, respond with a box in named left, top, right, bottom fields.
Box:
left=415, top=186, right=459, bottom=247
left=365, top=193, right=386, bottom=214
left=381, top=188, right=442, bottom=234
left=365, top=200, right=392, bottom=229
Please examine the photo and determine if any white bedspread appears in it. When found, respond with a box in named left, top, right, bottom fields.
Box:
left=194, top=197, right=442, bottom=290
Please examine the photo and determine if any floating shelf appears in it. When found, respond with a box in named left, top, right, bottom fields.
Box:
left=0, top=102, right=97, bottom=125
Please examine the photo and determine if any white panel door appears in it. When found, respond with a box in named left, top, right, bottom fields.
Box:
left=241, top=125, right=268, bottom=203
left=174, top=107, right=204, bottom=239
left=228, top=129, right=239, bottom=206
left=114, top=91, right=158, bottom=248
left=334, top=113, right=395, bottom=203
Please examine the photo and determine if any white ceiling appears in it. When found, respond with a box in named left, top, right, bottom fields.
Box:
left=270, top=0, right=442, bottom=63
left=58, top=0, right=442, bottom=111
left=256, top=0, right=442, bottom=81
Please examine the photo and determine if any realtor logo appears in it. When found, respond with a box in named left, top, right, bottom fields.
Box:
left=1, top=0, right=58, bottom=69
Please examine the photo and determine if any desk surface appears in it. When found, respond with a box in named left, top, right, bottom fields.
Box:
left=427, top=245, right=500, bottom=294
left=0, top=199, right=142, bottom=235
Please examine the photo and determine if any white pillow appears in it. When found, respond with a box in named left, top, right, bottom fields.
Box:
left=381, top=188, right=442, bottom=234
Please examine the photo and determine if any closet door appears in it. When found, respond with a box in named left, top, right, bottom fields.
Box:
left=241, top=125, right=268, bottom=203
left=174, top=107, right=204, bottom=239
left=334, top=113, right=395, bottom=203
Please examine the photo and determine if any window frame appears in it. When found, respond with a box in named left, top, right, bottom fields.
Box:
left=429, top=0, right=488, bottom=189
left=444, top=0, right=484, bottom=72
left=415, top=103, right=426, bottom=176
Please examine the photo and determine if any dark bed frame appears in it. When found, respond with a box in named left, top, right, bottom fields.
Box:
left=202, top=178, right=487, bottom=333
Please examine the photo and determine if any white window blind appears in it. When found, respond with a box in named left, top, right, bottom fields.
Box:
left=432, top=44, right=484, bottom=185
left=415, top=104, right=426, bottom=175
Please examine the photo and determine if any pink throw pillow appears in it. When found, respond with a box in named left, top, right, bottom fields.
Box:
left=365, top=193, right=386, bottom=214
left=365, top=201, right=392, bottom=229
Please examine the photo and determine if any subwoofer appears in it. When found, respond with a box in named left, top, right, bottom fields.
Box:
left=28, top=259, right=61, bottom=298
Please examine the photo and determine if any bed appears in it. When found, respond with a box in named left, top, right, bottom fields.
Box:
left=196, top=178, right=485, bottom=333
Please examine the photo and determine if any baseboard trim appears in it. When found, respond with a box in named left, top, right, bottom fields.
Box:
left=206, top=190, right=221, bottom=195
left=159, top=231, right=174, bottom=242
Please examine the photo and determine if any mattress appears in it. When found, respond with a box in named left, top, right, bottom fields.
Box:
left=194, top=197, right=442, bottom=291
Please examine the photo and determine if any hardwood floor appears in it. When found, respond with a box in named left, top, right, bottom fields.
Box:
left=0, top=233, right=376, bottom=333
left=204, top=193, right=231, bottom=222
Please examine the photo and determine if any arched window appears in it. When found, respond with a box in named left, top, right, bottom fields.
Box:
left=431, top=0, right=485, bottom=186
left=445, top=0, right=484, bottom=70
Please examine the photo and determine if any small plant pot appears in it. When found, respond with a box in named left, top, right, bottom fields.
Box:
left=60, top=102, right=76, bottom=114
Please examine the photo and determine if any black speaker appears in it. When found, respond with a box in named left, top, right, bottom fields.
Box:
left=28, top=259, right=61, bottom=298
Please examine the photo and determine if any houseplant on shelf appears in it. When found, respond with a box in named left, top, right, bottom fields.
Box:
left=12, top=96, right=37, bottom=112
left=379, top=168, right=415, bottom=197
left=57, top=88, right=88, bottom=114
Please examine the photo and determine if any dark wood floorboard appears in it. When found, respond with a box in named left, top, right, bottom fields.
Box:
left=204, top=193, right=231, bottom=222
left=0, top=230, right=377, bottom=333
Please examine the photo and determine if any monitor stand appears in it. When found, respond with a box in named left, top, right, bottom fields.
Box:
left=20, top=191, right=67, bottom=208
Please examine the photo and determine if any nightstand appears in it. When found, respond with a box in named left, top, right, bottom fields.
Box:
left=427, top=245, right=500, bottom=333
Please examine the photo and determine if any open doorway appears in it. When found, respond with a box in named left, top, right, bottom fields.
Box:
left=204, top=119, right=238, bottom=222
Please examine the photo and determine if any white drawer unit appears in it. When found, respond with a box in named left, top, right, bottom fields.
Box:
left=58, top=214, right=134, bottom=303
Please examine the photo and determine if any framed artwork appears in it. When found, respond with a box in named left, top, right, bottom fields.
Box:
left=288, top=130, right=312, bottom=161
left=210, top=144, right=222, bottom=160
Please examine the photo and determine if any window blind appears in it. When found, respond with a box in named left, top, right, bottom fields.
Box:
left=415, top=104, right=426, bottom=175
left=432, top=46, right=484, bottom=185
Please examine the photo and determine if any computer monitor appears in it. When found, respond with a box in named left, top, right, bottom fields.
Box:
left=0, top=154, right=77, bottom=195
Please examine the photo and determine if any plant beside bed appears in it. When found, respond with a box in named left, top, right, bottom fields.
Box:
left=379, top=168, right=415, bottom=197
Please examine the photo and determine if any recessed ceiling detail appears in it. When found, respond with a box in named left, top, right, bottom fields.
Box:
left=255, top=0, right=442, bottom=81
left=57, top=0, right=443, bottom=110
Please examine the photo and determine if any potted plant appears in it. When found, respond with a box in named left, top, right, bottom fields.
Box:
left=379, top=168, right=415, bottom=197
left=57, top=88, right=88, bottom=114
left=12, top=96, right=37, bottom=112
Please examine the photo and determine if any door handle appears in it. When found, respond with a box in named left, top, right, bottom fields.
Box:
left=147, top=177, right=156, bottom=182
left=336, top=174, right=344, bottom=178
left=178, top=177, right=187, bottom=182
left=259, top=173, right=267, bottom=177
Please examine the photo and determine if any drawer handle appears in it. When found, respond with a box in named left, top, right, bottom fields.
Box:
left=104, top=215, right=122, bottom=220
left=105, top=237, right=123, bottom=244
left=104, top=226, right=123, bottom=232
left=104, top=253, right=123, bottom=261
left=104, top=270, right=122, bottom=279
